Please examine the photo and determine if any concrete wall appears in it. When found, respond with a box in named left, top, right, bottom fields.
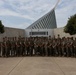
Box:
left=54, top=27, right=76, bottom=38
left=1, top=27, right=76, bottom=41
left=0, top=27, right=25, bottom=41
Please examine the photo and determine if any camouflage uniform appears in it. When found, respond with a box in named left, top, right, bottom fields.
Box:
left=44, top=41, right=48, bottom=56
left=22, top=39, right=26, bottom=56
left=15, top=39, right=19, bottom=56
left=42, top=41, right=46, bottom=56
left=70, top=38, right=74, bottom=57
left=34, top=39, right=38, bottom=56
left=62, top=38, right=67, bottom=56
left=36, top=40, right=40, bottom=55
left=18, top=39, right=22, bottom=56
left=39, top=40, right=43, bottom=56
left=65, top=38, right=71, bottom=57
left=26, top=39, right=30, bottom=56
left=2, top=38, right=5, bottom=57
left=66, top=38, right=72, bottom=57
left=57, top=39, right=62, bottom=56
left=7, top=38, right=11, bottom=57
left=52, top=39, right=58, bottom=56
left=2, top=38, right=8, bottom=57
left=0, top=42, right=2, bottom=56
left=47, top=42, right=50, bottom=56
left=74, top=38, right=76, bottom=57
left=4, top=37, right=8, bottom=57
left=11, top=38, right=16, bottom=56
left=30, top=39, right=34, bottom=56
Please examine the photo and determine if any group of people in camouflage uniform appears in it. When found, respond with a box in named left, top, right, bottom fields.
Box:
left=0, top=35, right=76, bottom=57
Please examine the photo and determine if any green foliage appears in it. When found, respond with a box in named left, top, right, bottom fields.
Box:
left=64, top=14, right=76, bottom=35
left=0, top=20, right=5, bottom=33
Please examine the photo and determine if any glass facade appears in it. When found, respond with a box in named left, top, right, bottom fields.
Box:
left=29, top=32, right=48, bottom=35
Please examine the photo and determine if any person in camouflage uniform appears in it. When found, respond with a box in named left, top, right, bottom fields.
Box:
left=70, top=37, right=74, bottom=57
left=74, top=38, right=76, bottom=57
left=44, top=40, right=48, bottom=56
left=15, top=37, right=19, bottom=56
left=57, top=38, right=62, bottom=56
left=3, top=38, right=6, bottom=57
left=66, top=37, right=72, bottom=57
left=39, top=40, right=43, bottom=56
left=2, top=37, right=8, bottom=57
left=62, top=37, right=67, bottom=57
left=47, top=41, right=50, bottom=56
left=34, top=39, right=38, bottom=56
left=42, top=40, right=46, bottom=56
left=18, top=37, right=22, bottom=56
left=52, top=39, right=58, bottom=56
left=65, top=37, right=73, bottom=57
left=2, top=38, right=5, bottom=57
left=30, top=38, right=34, bottom=56
left=21, top=37, right=26, bottom=56
left=66, top=37, right=70, bottom=57
left=26, top=38, right=30, bottom=56
left=11, top=37, right=16, bottom=56
left=6, top=37, right=11, bottom=57
left=56, top=35, right=61, bottom=56
left=36, top=38, right=40, bottom=56
left=0, top=42, right=2, bottom=57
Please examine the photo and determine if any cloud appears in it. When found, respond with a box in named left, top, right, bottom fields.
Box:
left=0, top=8, right=34, bottom=20
left=7, top=22, right=30, bottom=29
left=0, top=0, right=76, bottom=29
left=0, top=0, right=4, bottom=6
left=56, top=0, right=76, bottom=27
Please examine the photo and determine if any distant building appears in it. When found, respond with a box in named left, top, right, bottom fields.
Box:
left=25, top=8, right=57, bottom=37
left=2, top=0, right=74, bottom=39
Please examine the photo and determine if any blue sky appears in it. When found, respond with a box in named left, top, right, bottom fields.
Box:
left=0, top=0, right=76, bottom=29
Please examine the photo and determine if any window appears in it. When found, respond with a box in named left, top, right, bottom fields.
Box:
left=29, top=32, right=48, bottom=35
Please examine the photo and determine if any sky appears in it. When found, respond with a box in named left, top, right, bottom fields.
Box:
left=0, top=0, right=76, bottom=29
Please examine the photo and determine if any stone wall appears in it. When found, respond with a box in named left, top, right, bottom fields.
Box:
left=0, top=27, right=25, bottom=41
left=1, top=27, right=76, bottom=41
left=54, top=27, right=76, bottom=38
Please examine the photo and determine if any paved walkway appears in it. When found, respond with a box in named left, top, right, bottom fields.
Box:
left=0, top=57, right=76, bottom=75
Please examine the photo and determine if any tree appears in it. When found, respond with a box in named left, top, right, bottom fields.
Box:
left=64, top=14, right=76, bottom=35
left=0, top=20, right=5, bottom=34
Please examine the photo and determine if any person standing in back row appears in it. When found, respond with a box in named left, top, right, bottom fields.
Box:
left=0, top=42, right=2, bottom=57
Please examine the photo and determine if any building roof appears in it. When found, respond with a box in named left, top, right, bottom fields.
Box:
left=26, top=8, right=57, bottom=29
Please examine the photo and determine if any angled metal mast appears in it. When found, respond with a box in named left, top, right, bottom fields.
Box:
left=54, top=0, right=61, bottom=9
left=26, top=0, right=60, bottom=29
